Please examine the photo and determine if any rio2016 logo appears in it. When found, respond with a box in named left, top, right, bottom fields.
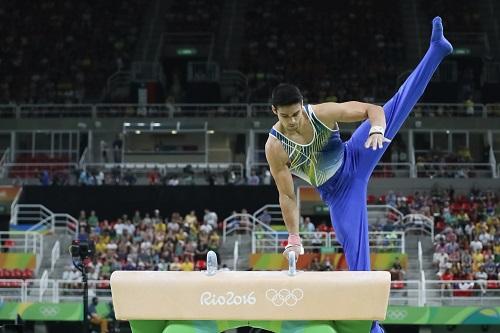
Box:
left=200, top=291, right=256, bottom=306
left=199, top=289, right=305, bottom=307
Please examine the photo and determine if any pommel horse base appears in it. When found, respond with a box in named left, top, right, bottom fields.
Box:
left=110, top=252, right=391, bottom=333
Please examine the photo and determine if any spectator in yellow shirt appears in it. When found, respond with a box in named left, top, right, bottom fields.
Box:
left=185, top=210, right=198, bottom=226
left=180, top=257, right=194, bottom=271
left=154, top=220, right=166, bottom=233
left=472, top=249, right=484, bottom=272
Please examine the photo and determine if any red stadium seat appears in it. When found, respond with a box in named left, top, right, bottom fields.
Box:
left=367, top=195, right=376, bottom=204
left=12, top=269, right=22, bottom=278
left=3, top=269, right=12, bottom=279
left=391, top=281, right=405, bottom=289
left=487, top=280, right=499, bottom=289
left=9, top=281, right=22, bottom=288
left=453, top=289, right=473, bottom=297
left=22, top=269, right=34, bottom=279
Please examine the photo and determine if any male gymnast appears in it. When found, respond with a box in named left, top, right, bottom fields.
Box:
left=265, top=17, right=452, bottom=333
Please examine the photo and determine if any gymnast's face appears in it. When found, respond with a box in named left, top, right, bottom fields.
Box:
left=272, top=102, right=304, bottom=132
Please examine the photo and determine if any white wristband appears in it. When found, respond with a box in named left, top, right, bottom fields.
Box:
left=369, top=126, right=385, bottom=136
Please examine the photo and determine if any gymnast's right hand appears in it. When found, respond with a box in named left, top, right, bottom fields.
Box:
left=283, top=233, right=304, bottom=261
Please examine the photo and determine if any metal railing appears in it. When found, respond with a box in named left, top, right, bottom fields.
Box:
left=4, top=162, right=77, bottom=179
left=389, top=280, right=421, bottom=306
left=39, top=270, right=49, bottom=302
left=425, top=280, right=500, bottom=306
left=51, top=241, right=60, bottom=272
left=78, top=147, right=89, bottom=168
left=0, top=278, right=438, bottom=306
left=19, top=104, right=94, bottom=118
left=421, top=270, right=427, bottom=306
left=0, top=279, right=26, bottom=302
left=0, top=105, right=16, bottom=118
left=416, top=163, right=495, bottom=178
left=252, top=231, right=405, bottom=253
left=251, top=203, right=404, bottom=229
left=418, top=241, right=423, bottom=272
left=0, top=103, right=499, bottom=119
left=222, top=213, right=274, bottom=244
left=12, top=204, right=79, bottom=236
left=84, top=162, right=244, bottom=177
left=0, top=231, right=43, bottom=274
left=3, top=160, right=497, bottom=182
left=372, top=163, right=412, bottom=178
left=411, top=102, right=487, bottom=117
left=9, top=187, right=22, bottom=225
left=399, top=214, right=434, bottom=239
left=233, top=241, right=239, bottom=271
left=0, top=148, right=10, bottom=178
left=56, top=279, right=112, bottom=302
left=252, top=204, right=282, bottom=226
left=367, top=205, right=404, bottom=225
left=488, top=104, right=500, bottom=117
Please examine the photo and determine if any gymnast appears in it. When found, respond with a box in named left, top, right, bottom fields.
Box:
left=265, top=17, right=453, bottom=333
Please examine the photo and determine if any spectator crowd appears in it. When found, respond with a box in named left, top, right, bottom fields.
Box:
left=61, top=208, right=223, bottom=285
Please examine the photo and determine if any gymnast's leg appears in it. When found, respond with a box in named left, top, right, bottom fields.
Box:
left=349, top=16, right=453, bottom=179
left=326, top=179, right=385, bottom=333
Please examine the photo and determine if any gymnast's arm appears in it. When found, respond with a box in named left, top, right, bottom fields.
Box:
left=265, top=137, right=300, bottom=235
left=312, top=102, right=388, bottom=149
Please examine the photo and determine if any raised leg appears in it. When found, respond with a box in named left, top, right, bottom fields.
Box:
left=348, top=16, right=453, bottom=180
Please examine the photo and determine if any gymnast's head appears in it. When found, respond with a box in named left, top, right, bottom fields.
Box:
left=271, top=83, right=305, bottom=131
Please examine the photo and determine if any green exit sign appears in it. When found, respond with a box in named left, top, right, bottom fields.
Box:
left=176, top=48, right=198, bottom=56
left=453, top=48, right=471, bottom=55
left=314, top=205, right=329, bottom=214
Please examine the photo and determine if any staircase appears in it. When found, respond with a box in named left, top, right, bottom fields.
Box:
left=214, top=0, right=249, bottom=70
left=218, top=233, right=253, bottom=270
left=404, top=232, right=435, bottom=305
left=37, top=232, right=74, bottom=279
left=134, top=0, right=172, bottom=62
left=405, top=233, right=434, bottom=279
left=399, top=0, right=423, bottom=63
left=479, top=0, right=500, bottom=59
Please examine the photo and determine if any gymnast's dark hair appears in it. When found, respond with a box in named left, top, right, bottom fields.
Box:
left=271, top=83, right=303, bottom=108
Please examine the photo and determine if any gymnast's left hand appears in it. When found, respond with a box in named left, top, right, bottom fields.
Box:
left=364, top=133, right=391, bottom=150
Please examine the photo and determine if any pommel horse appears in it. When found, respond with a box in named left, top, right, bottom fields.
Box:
left=110, top=251, right=391, bottom=333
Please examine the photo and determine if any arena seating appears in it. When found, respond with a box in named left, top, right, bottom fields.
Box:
left=165, top=0, right=224, bottom=33
left=0, top=268, right=34, bottom=287
left=430, top=189, right=500, bottom=294
left=9, top=153, right=72, bottom=179
left=0, top=0, right=145, bottom=103
left=419, top=0, right=482, bottom=32
left=62, top=209, right=221, bottom=281
left=241, top=0, right=405, bottom=103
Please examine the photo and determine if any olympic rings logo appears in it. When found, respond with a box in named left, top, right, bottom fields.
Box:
left=265, top=288, right=304, bottom=306
left=39, top=306, right=59, bottom=317
left=386, top=309, right=408, bottom=320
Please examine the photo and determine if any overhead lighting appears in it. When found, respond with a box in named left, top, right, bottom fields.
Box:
left=207, top=130, right=215, bottom=134
left=135, top=130, right=141, bottom=134
left=171, top=130, right=177, bottom=134
left=124, top=122, right=131, bottom=127
left=152, top=122, right=161, bottom=127
left=137, top=122, right=145, bottom=126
